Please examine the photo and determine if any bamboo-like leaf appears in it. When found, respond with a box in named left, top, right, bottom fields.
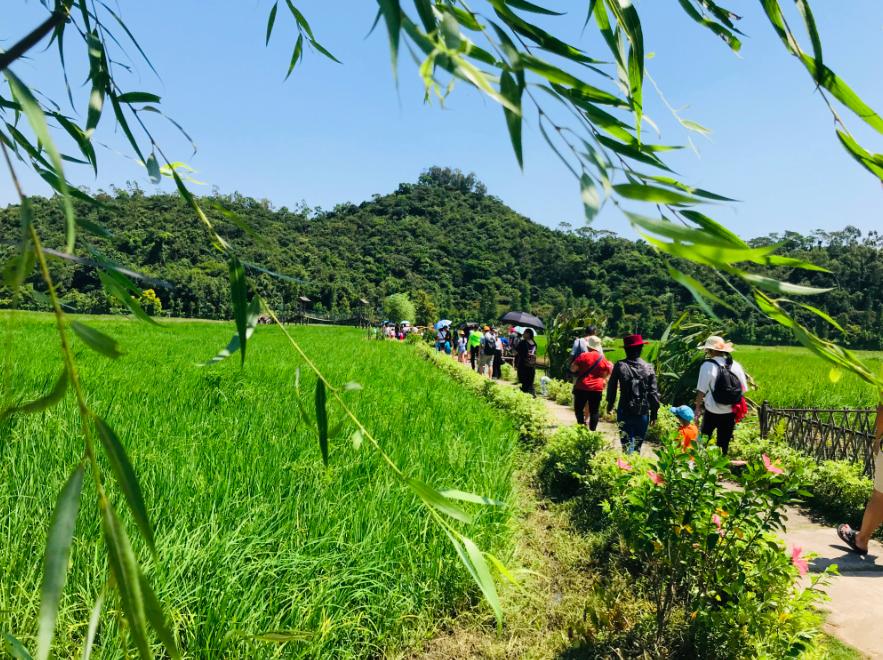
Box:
left=116, top=92, right=161, bottom=104
left=266, top=2, right=279, bottom=45
left=378, top=0, right=402, bottom=76
left=99, top=270, right=160, bottom=326
left=0, top=369, right=68, bottom=421
left=36, top=464, right=84, bottom=660
left=676, top=0, right=741, bottom=51
left=605, top=0, right=644, bottom=136
left=739, top=272, right=832, bottom=296
left=85, top=31, right=107, bottom=138
left=580, top=173, right=601, bottom=221
left=499, top=70, right=524, bottom=169
left=4, top=71, right=76, bottom=253
left=94, top=416, right=156, bottom=553
left=680, top=210, right=747, bottom=246
left=460, top=535, right=502, bottom=626
left=406, top=476, right=472, bottom=524
left=146, top=153, right=161, bottom=184
left=614, top=183, right=700, bottom=206
left=438, top=489, right=505, bottom=506
left=203, top=295, right=262, bottom=366
left=763, top=254, right=830, bottom=272
left=505, top=0, right=564, bottom=15
left=81, top=586, right=104, bottom=660
left=228, top=255, right=249, bottom=366
left=139, top=572, right=181, bottom=659
left=835, top=129, right=883, bottom=181
left=794, top=0, right=822, bottom=82
left=3, top=634, right=32, bottom=660
left=666, top=265, right=729, bottom=319
left=99, top=499, right=151, bottom=659
left=71, top=321, right=122, bottom=359
left=285, top=35, right=304, bottom=80
left=315, top=379, right=329, bottom=466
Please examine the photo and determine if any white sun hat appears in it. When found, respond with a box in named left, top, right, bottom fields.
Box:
left=698, top=335, right=734, bottom=353
left=586, top=335, right=604, bottom=351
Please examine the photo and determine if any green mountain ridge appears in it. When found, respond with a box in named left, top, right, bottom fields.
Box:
left=2, top=167, right=881, bottom=347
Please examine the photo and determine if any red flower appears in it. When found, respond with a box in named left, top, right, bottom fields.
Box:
left=762, top=453, right=785, bottom=475
left=616, top=457, right=633, bottom=471
left=647, top=469, right=665, bottom=486
left=711, top=513, right=724, bottom=537
left=790, top=545, right=809, bottom=576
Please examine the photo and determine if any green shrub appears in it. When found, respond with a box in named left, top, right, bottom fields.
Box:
left=536, top=425, right=605, bottom=499
left=729, top=425, right=874, bottom=529
left=645, top=407, right=680, bottom=444
left=501, top=362, right=516, bottom=382
left=545, top=377, right=574, bottom=406
left=603, top=440, right=831, bottom=658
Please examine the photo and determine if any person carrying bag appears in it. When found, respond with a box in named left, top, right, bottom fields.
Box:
left=570, top=336, right=612, bottom=431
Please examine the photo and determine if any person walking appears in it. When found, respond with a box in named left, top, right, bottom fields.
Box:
left=670, top=405, right=699, bottom=450
left=606, top=334, right=659, bottom=454
left=571, top=325, right=603, bottom=360
left=492, top=329, right=504, bottom=379
left=693, top=335, right=748, bottom=456
left=468, top=325, right=482, bottom=371
left=570, top=335, right=612, bottom=430
left=479, top=325, right=496, bottom=377
left=514, top=328, right=538, bottom=396
left=837, top=405, right=883, bottom=555
left=457, top=330, right=468, bottom=364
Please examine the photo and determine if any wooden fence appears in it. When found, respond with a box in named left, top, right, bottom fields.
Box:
left=758, top=402, right=878, bottom=477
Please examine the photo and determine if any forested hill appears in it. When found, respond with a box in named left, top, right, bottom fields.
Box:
left=1, top=167, right=882, bottom=347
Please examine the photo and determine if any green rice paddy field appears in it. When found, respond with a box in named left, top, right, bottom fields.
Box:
left=0, top=314, right=517, bottom=658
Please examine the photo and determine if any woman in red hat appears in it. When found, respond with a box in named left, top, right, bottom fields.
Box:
left=606, top=334, right=660, bottom=454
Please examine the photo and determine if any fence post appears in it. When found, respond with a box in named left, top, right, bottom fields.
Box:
left=759, top=400, right=769, bottom=438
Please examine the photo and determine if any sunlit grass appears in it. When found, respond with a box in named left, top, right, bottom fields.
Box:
left=0, top=313, right=517, bottom=658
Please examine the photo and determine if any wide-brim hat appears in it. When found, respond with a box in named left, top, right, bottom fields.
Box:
left=623, top=334, right=649, bottom=348
left=699, top=335, right=734, bottom=353
left=586, top=335, right=604, bottom=351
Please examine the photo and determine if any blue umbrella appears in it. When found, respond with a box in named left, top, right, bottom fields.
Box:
left=434, top=320, right=452, bottom=330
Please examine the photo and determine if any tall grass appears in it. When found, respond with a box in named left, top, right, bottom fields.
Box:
left=0, top=314, right=517, bottom=657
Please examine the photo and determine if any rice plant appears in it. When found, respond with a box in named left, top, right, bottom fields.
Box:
left=0, top=313, right=517, bottom=658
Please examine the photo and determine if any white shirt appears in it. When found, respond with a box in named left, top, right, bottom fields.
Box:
left=696, top=356, right=747, bottom=415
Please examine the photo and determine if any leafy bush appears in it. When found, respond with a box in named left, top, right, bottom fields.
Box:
left=501, top=362, right=516, bottom=381
left=645, top=406, right=680, bottom=444
left=730, top=428, right=874, bottom=528
left=545, top=377, right=574, bottom=406
left=536, top=425, right=605, bottom=499
left=604, top=440, right=832, bottom=658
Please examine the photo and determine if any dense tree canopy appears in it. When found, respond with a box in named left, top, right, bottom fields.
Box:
left=2, top=168, right=880, bottom=347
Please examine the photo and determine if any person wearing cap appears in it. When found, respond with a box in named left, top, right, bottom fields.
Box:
left=606, top=334, right=660, bottom=454
left=570, top=335, right=612, bottom=430
left=479, top=325, right=496, bottom=377
left=694, top=335, right=748, bottom=455
left=670, top=405, right=699, bottom=450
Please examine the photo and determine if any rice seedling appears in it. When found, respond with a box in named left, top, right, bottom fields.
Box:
left=0, top=313, right=517, bottom=658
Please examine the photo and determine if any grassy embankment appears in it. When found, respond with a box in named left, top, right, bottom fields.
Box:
left=0, top=314, right=517, bottom=658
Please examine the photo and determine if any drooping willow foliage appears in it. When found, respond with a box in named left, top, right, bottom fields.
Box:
left=1, top=1, right=882, bottom=657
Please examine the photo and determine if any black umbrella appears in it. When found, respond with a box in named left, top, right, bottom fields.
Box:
left=499, top=311, right=545, bottom=331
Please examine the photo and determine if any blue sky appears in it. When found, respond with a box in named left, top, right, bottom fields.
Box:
left=2, top=1, right=881, bottom=238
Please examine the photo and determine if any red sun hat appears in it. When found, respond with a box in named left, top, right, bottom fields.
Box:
left=623, top=334, right=650, bottom=348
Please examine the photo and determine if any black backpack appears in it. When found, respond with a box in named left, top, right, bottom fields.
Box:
left=620, top=362, right=648, bottom=416
left=483, top=335, right=496, bottom=356
left=705, top=359, right=743, bottom=405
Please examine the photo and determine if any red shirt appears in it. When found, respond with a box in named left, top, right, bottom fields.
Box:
left=572, top=350, right=612, bottom=391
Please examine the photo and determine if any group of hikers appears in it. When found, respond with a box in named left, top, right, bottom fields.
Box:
left=433, top=322, right=539, bottom=385
left=563, top=327, right=748, bottom=455
left=426, top=318, right=883, bottom=558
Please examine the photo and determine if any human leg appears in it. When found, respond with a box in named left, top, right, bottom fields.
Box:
left=700, top=411, right=720, bottom=444
left=715, top=413, right=736, bottom=455
left=573, top=389, right=589, bottom=426
left=631, top=414, right=650, bottom=453
left=586, top=391, right=602, bottom=431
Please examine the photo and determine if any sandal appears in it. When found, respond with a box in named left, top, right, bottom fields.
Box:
left=837, top=523, right=868, bottom=555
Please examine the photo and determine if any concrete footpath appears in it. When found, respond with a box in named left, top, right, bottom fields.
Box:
left=525, top=384, right=883, bottom=659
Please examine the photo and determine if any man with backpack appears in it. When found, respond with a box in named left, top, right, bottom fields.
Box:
left=606, top=334, right=660, bottom=454
left=694, top=335, right=748, bottom=455
left=479, top=325, right=496, bottom=377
